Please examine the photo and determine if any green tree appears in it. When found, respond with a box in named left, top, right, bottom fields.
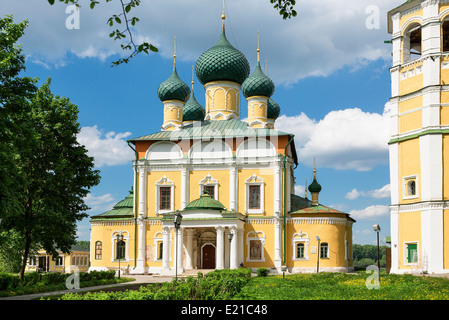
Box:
left=4, top=78, right=101, bottom=281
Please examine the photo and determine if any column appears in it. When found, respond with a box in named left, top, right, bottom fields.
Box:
left=174, top=227, right=184, bottom=274
left=162, top=226, right=170, bottom=272
left=136, top=163, right=146, bottom=272
left=230, top=226, right=238, bottom=269
left=216, top=226, right=224, bottom=269
left=185, top=229, right=194, bottom=270
left=274, top=165, right=281, bottom=215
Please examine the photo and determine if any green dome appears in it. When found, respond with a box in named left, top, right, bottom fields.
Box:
left=308, top=178, right=322, bottom=193
left=267, top=98, right=281, bottom=119
left=183, top=92, right=205, bottom=122
left=195, top=31, right=250, bottom=85
left=184, top=192, right=226, bottom=211
left=157, top=66, right=190, bottom=102
left=241, top=61, right=275, bottom=98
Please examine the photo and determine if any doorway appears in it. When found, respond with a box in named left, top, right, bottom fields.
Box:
left=202, top=244, right=216, bottom=269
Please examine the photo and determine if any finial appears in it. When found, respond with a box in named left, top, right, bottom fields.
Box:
left=191, top=65, right=195, bottom=91
left=305, top=179, right=308, bottom=198
left=173, top=36, right=177, bottom=67
left=313, top=157, right=317, bottom=178
left=257, top=29, right=260, bottom=62
left=222, top=0, right=226, bottom=31
left=265, top=59, right=268, bottom=75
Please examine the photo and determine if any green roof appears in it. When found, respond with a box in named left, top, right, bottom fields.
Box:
left=195, top=30, right=250, bottom=85
left=183, top=91, right=205, bottom=122
left=184, top=192, right=226, bottom=211
left=241, top=61, right=275, bottom=98
left=129, top=119, right=292, bottom=141
left=157, top=66, right=191, bottom=102
left=91, top=189, right=134, bottom=219
left=308, top=178, right=322, bottom=193
left=267, top=98, right=280, bottom=120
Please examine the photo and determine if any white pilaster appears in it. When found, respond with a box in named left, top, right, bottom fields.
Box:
left=162, top=226, right=170, bottom=272
left=274, top=164, right=281, bottom=216
left=181, top=167, right=189, bottom=210
left=274, top=217, right=282, bottom=268
left=216, top=226, right=224, bottom=269
left=421, top=208, right=444, bottom=273
left=389, top=143, right=399, bottom=205
left=230, top=166, right=237, bottom=211
left=389, top=209, right=399, bottom=273
left=175, top=227, right=184, bottom=274
left=419, top=134, right=443, bottom=201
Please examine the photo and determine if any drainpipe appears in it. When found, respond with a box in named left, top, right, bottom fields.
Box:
left=282, top=135, right=294, bottom=267
left=127, top=141, right=138, bottom=269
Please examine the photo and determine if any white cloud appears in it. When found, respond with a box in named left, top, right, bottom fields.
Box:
left=345, top=184, right=390, bottom=200
left=275, top=103, right=391, bottom=171
left=348, top=204, right=389, bottom=220
left=77, top=125, right=134, bottom=168
left=3, top=0, right=403, bottom=84
left=84, top=193, right=116, bottom=213
left=294, top=185, right=305, bottom=197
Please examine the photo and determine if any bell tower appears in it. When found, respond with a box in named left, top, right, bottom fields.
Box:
left=387, top=0, right=449, bottom=274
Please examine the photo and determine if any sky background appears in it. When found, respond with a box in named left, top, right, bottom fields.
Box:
left=1, top=0, right=405, bottom=245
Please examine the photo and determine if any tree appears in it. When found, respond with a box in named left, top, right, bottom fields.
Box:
left=4, top=78, right=101, bottom=281
left=47, top=0, right=297, bottom=66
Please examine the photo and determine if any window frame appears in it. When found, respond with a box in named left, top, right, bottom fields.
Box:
left=403, top=175, right=419, bottom=200
left=405, top=242, right=419, bottom=265
left=95, top=241, right=102, bottom=260
left=246, top=231, right=266, bottom=262
left=155, top=176, right=174, bottom=214
left=245, top=174, right=265, bottom=214
left=320, top=242, right=329, bottom=259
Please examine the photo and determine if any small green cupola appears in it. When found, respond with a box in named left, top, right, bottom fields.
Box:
left=157, top=66, right=191, bottom=103
left=308, top=167, right=322, bottom=206
left=241, top=61, right=275, bottom=98
left=184, top=191, right=226, bottom=211
left=267, top=98, right=281, bottom=120
left=183, top=66, right=205, bottom=123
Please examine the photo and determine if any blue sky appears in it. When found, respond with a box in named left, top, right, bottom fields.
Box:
left=2, top=0, right=405, bottom=245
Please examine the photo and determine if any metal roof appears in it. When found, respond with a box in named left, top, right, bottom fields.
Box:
left=90, top=189, right=134, bottom=219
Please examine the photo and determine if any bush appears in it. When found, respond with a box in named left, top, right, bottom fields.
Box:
left=257, top=268, right=269, bottom=277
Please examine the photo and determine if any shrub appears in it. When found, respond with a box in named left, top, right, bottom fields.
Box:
left=257, top=268, right=269, bottom=277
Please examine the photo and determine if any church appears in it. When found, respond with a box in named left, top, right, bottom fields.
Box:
left=89, top=9, right=355, bottom=275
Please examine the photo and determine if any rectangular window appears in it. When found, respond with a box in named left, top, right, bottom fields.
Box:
left=158, top=242, right=163, bottom=260
left=407, top=243, right=418, bottom=264
left=249, top=185, right=260, bottom=209
left=204, top=185, right=215, bottom=199
left=296, top=243, right=305, bottom=259
left=249, top=240, right=262, bottom=260
left=116, top=240, right=126, bottom=260
left=55, top=256, right=63, bottom=266
left=159, top=187, right=171, bottom=210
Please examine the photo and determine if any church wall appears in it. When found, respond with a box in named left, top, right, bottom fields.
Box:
left=188, top=169, right=230, bottom=210
left=243, top=220, right=275, bottom=269
left=398, top=211, right=421, bottom=270
left=398, top=95, right=422, bottom=114
left=146, top=171, right=182, bottom=217
left=399, top=109, right=422, bottom=134
left=398, top=138, right=421, bottom=205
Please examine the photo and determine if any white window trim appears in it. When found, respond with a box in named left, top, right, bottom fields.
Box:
left=246, top=231, right=265, bottom=262
left=320, top=242, right=329, bottom=259
left=153, top=232, right=164, bottom=261
left=55, top=255, right=64, bottom=266
left=404, top=241, right=420, bottom=266
left=110, top=231, right=130, bottom=262
left=292, top=232, right=309, bottom=261
left=403, top=174, right=419, bottom=200
left=199, top=173, right=219, bottom=200
left=155, top=175, right=175, bottom=214
left=245, top=174, right=264, bottom=214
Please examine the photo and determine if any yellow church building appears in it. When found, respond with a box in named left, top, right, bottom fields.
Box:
left=387, top=0, right=449, bottom=274
left=89, top=11, right=355, bottom=275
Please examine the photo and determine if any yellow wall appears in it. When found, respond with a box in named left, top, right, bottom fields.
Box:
left=398, top=138, right=421, bottom=204
left=146, top=171, right=182, bottom=217
left=399, top=109, right=422, bottom=134
left=400, top=73, right=423, bottom=96
left=398, top=95, right=422, bottom=114
left=398, top=211, right=421, bottom=269
left=189, top=169, right=230, bottom=209
left=244, top=221, right=275, bottom=268
left=237, top=168, right=275, bottom=216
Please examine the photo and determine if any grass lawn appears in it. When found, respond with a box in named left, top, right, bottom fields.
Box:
left=234, top=272, right=449, bottom=300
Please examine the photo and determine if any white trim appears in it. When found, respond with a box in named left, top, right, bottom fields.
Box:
left=199, top=173, right=219, bottom=200
left=111, top=230, right=130, bottom=262
left=145, top=141, right=183, bottom=161
left=245, top=174, right=265, bottom=214
left=403, top=241, right=420, bottom=266
left=292, top=232, right=309, bottom=261
left=402, top=174, right=419, bottom=200
left=246, top=231, right=266, bottom=262
left=153, top=232, right=164, bottom=262
left=155, top=175, right=174, bottom=215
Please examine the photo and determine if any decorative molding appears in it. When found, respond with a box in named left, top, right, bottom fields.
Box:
left=245, top=174, right=265, bottom=214
left=287, top=217, right=347, bottom=225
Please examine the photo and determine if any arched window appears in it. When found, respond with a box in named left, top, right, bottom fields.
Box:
left=403, top=23, right=422, bottom=62
left=95, top=241, right=102, bottom=260
left=443, top=19, right=449, bottom=52
left=116, top=239, right=126, bottom=260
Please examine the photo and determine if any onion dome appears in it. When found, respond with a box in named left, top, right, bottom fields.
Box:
left=267, top=98, right=281, bottom=119
left=183, top=91, right=205, bottom=121
left=308, top=169, right=322, bottom=193
left=157, top=66, right=190, bottom=102
left=184, top=191, right=226, bottom=211
left=241, top=61, right=275, bottom=98
left=195, top=30, right=250, bottom=85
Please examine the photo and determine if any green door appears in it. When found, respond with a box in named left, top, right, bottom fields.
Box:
left=407, top=244, right=418, bottom=263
